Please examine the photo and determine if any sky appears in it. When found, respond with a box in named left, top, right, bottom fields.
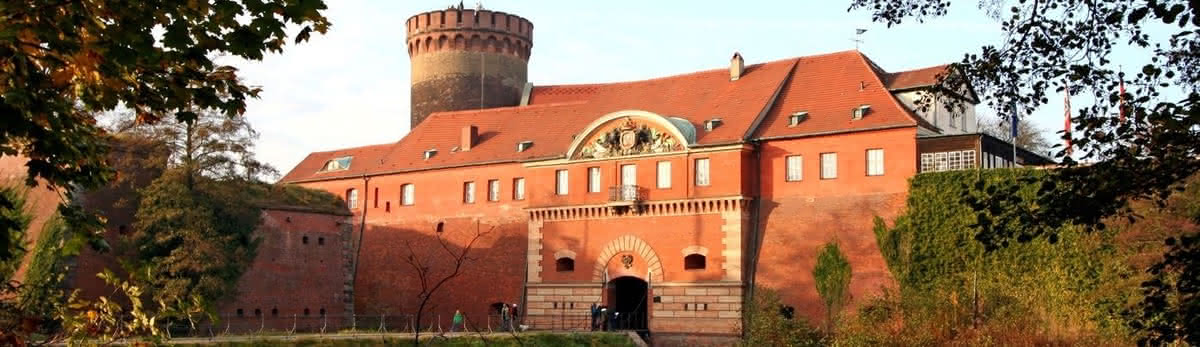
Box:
left=227, top=1, right=1139, bottom=175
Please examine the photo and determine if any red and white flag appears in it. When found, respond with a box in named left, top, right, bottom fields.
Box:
left=1064, top=86, right=1073, bottom=155
left=1118, top=78, right=1127, bottom=124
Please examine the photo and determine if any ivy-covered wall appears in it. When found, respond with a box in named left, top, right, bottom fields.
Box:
left=869, top=168, right=1135, bottom=341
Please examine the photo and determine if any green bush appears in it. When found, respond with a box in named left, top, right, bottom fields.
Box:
left=743, top=286, right=825, bottom=347
left=812, top=242, right=851, bottom=331
left=843, top=168, right=1137, bottom=345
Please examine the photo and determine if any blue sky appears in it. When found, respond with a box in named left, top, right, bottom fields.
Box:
left=230, top=1, right=1129, bottom=173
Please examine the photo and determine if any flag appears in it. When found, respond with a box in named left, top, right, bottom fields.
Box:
left=1010, top=102, right=1020, bottom=141
left=1064, top=86, right=1073, bottom=155
left=1118, top=78, right=1127, bottom=124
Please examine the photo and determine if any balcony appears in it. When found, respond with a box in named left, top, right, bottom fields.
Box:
left=607, top=185, right=646, bottom=206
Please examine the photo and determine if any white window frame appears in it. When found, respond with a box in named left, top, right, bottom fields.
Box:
left=785, top=155, right=803, bottom=182
left=347, top=189, right=358, bottom=209
left=820, top=153, right=837, bottom=179
left=463, top=181, right=475, bottom=203
left=588, top=167, right=601, bottom=193
left=488, top=179, right=500, bottom=202
left=513, top=177, right=526, bottom=200
left=555, top=170, right=569, bottom=195
left=656, top=161, right=671, bottom=189
left=867, top=149, right=885, bottom=176
left=401, top=184, right=414, bottom=206
left=694, top=158, right=710, bottom=186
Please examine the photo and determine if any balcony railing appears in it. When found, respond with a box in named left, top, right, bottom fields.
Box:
left=608, top=185, right=646, bottom=204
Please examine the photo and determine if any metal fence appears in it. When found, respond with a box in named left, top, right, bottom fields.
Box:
left=161, top=311, right=726, bottom=338
left=162, top=313, right=533, bottom=338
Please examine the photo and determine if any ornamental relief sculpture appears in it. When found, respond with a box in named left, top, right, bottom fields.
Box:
left=576, top=118, right=683, bottom=159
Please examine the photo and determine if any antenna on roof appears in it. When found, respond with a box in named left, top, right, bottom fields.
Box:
left=853, top=29, right=867, bottom=50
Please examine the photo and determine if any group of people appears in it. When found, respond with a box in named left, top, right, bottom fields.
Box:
left=589, top=303, right=612, bottom=331
left=448, top=302, right=521, bottom=333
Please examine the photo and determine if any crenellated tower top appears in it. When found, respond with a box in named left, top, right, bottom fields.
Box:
left=405, top=8, right=533, bottom=61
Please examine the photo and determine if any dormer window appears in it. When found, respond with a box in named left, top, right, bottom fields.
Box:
left=704, top=118, right=723, bottom=131
left=852, top=105, right=871, bottom=120
left=320, top=156, right=352, bottom=172
left=423, top=149, right=438, bottom=160
left=789, top=112, right=808, bottom=127
left=517, top=141, right=533, bottom=152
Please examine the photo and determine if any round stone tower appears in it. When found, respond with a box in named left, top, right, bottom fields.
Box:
left=406, top=7, right=533, bottom=128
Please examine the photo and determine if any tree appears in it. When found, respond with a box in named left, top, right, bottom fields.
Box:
left=113, top=104, right=279, bottom=188
left=812, top=242, right=852, bottom=332
left=977, top=113, right=1052, bottom=155
left=400, top=225, right=491, bottom=347
left=0, top=0, right=330, bottom=270
left=129, top=170, right=262, bottom=306
left=848, top=0, right=1199, bottom=344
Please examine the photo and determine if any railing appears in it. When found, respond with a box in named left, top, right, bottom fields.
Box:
left=607, top=185, right=645, bottom=203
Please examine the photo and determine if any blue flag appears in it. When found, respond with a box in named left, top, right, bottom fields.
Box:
left=1010, top=103, right=1020, bottom=140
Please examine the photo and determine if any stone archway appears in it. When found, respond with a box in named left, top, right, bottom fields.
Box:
left=592, top=235, right=665, bottom=283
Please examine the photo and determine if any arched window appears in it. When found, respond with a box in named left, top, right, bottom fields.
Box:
left=346, top=189, right=358, bottom=209
left=684, top=254, right=706, bottom=270
left=436, top=221, right=444, bottom=233
left=271, top=308, right=278, bottom=316
left=555, top=257, right=575, bottom=272
left=254, top=308, right=262, bottom=317
left=304, top=308, right=311, bottom=316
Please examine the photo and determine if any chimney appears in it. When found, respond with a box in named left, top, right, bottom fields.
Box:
left=730, top=52, right=744, bottom=81
left=461, top=125, right=478, bottom=151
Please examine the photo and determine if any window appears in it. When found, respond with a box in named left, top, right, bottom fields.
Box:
left=302, top=236, right=309, bottom=244
left=346, top=189, right=358, bottom=209
left=588, top=167, right=601, bottom=193
left=304, top=308, right=310, bottom=316
left=488, top=179, right=500, bottom=201
left=463, top=181, right=475, bottom=203
left=271, top=308, right=278, bottom=316
left=254, top=308, right=262, bottom=317
left=789, top=112, right=808, bottom=126
left=555, top=170, right=569, bottom=195
left=684, top=254, right=707, bottom=270
left=867, top=149, right=885, bottom=176
left=620, top=164, right=636, bottom=186
left=695, top=158, right=710, bottom=186
left=820, top=153, right=837, bottom=179
left=436, top=221, right=444, bottom=233
left=657, top=161, right=672, bottom=189
left=513, top=178, right=525, bottom=200
left=785, top=155, right=803, bottom=181
left=373, top=187, right=379, bottom=208
left=321, top=156, right=352, bottom=172
left=401, top=184, right=414, bottom=205
left=555, top=258, right=575, bottom=272
left=920, top=150, right=977, bottom=172
left=318, top=237, right=325, bottom=245
left=950, top=113, right=960, bottom=128
left=236, top=308, right=244, bottom=317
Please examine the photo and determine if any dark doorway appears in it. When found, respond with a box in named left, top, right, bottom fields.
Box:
left=606, top=276, right=649, bottom=331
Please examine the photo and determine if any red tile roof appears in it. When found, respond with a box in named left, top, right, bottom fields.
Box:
left=881, top=64, right=950, bottom=91
left=280, top=50, right=945, bottom=184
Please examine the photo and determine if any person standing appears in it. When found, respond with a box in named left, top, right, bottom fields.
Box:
left=500, top=303, right=511, bottom=331
left=590, top=303, right=600, bottom=331
left=451, top=309, right=464, bottom=333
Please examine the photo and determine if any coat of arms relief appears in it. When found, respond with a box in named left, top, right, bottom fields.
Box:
left=576, top=118, right=683, bottom=159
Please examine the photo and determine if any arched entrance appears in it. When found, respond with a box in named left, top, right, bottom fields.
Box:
left=606, top=276, right=648, bottom=331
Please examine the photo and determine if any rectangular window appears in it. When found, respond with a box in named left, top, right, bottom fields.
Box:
left=513, top=177, right=525, bottom=200
left=346, top=189, right=358, bottom=209
left=820, top=153, right=837, bottom=179
left=588, top=167, right=601, bottom=193
left=373, top=187, right=379, bottom=208
left=621, top=164, right=637, bottom=186
left=785, top=155, right=803, bottom=181
left=656, top=161, right=671, bottom=189
left=695, top=158, right=710, bottom=186
left=867, top=149, right=885, bottom=176
left=401, top=184, right=414, bottom=205
left=463, top=181, right=475, bottom=203
left=488, top=179, right=500, bottom=201
left=555, top=170, right=568, bottom=195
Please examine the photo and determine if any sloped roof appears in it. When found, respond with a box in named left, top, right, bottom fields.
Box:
left=881, top=64, right=951, bottom=91
left=281, top=50, right=945, bottom=184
